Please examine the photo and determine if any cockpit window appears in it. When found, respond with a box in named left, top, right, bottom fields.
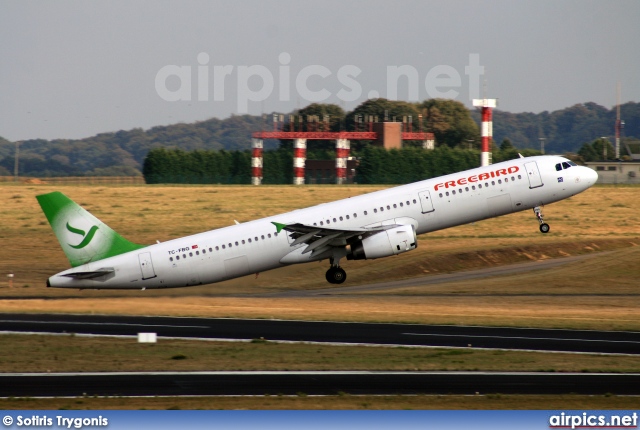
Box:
left=557, top=161, right=577, bottom=171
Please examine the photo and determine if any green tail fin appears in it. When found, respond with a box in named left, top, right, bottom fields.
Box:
left=36, top=191, right=145, bottom=267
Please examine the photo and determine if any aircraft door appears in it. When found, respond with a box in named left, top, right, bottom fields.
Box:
left=138, top=252, right=157, bottom=280
left=524, top=161, right=544, bottom=189
left=418, top=190, right=435, bottom=213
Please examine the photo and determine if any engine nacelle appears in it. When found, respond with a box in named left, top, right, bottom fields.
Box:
left=348, top=225, right=417, bottom=260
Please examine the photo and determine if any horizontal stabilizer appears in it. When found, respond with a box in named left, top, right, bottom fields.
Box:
left=61, top=268, right=115, bottom=279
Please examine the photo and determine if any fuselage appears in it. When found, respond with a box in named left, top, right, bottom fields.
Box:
left=48, top=155, right=598, bottom=289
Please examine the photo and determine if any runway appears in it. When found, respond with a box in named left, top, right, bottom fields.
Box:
left=1, top=313, right=638, bottom=355
left=1, top=313, right=639, bottom=396
left=2, top=371, right=640, bottom=397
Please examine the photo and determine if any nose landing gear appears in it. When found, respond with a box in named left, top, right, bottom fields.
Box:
left=534, top=206, right=550, bottom=233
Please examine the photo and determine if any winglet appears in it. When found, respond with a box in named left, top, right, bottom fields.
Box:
left=271, top=222, right=287, bottom=233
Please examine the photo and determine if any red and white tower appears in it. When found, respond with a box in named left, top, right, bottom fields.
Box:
left=473, top=98, right=497, bottom=167
left=251, top=138, right=263, bottom=185
left=335, top=138, right=350, bottom=184
left=293, top=138, right=307, bottom=185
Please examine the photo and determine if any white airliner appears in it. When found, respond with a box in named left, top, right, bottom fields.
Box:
left=37, top=155, right=597, bottom=289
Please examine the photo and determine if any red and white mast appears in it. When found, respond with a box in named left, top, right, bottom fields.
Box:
left=473, top=98, right=497, bottom=167
left=251, top=138, right=263, bottom=185
left=335, top=138, right=350, bottom=184
left=293, top=138, right=307, bottom=185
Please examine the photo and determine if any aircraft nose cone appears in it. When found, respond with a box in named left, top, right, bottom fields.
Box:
left=583, top=166, right=598, bottom=185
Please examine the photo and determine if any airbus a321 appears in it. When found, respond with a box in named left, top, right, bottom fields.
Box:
left=37, top=155, right=597, bottom=289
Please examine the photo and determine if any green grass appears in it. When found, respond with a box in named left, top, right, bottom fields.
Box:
left=1, top=334, right=639, bottom=374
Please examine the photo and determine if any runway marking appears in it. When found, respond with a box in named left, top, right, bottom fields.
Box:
left=0, top=319, right=209, bottom=329
left=402, top=332, right=640, bottom=344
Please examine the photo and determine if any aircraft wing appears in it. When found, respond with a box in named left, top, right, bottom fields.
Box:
left=271, top=221, right=396, bottom=257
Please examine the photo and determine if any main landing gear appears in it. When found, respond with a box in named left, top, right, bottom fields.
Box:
left=326, top=257, right=347, bottom=284
left=534, top=206, right=550, bottom=234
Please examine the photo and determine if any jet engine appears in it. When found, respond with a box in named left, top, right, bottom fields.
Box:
left=348, top=225, right=417, bottom=260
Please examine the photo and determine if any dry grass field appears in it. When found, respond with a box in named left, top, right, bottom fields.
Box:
left=0, top=183, right=638, bottom=329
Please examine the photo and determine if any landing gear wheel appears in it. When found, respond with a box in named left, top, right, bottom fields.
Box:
left=325, top=267, right=347, bottom=284
left=533, top=206, right=550, bottom=234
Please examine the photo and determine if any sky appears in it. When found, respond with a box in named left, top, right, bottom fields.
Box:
left=1, top=0, right=639, bottom=141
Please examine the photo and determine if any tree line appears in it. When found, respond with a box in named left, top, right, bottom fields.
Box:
left=1, top=99, right=638, bottom=178
left=142, top=144, right=540, bottom=185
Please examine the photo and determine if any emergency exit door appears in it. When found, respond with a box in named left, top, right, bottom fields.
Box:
left=524, top=161, right=543, bottom=188
left=138, top=252, right=157, bottom=280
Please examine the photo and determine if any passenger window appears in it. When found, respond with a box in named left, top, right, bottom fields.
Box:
left=268, top=233, right=272, bottom=238
left=255, top=237, right=258, bottom=241
left=446, top=191, right=450, bottom=196
left=413, top=199, right=417, bottom=204
left=222, top=245, right=225, bottom=249
left=242, top=240, right=245, bottom=244
left=439, top=193, right=443, bottom=197
left=518, top=175, right=522, bottom=179
left=406, top=201, right=410, bottom=205
left=261, top=235, right=265, bottom=239
left=209, top=248, right=213, bottom=252
left=333, top=218, right=337, bottom=223
left=380, top=207, right=384, bottom=212
left=170, top=257, right=173, bottom=262
left=216, top=246, right=219, bottom=251
left=393, top=204, right=397, bottom=208
left=189, top=252, right=193, bottom=257
left=235, top=241, right=238, bottom=246
left=228, top=243, right=232, bottom=248
left=196, top=251, right=199, bottom=255
left=176, top=256, right=180, bottom=260
left=248, top=238, right=252, bottom=243
left=339, top=216, right=343, bottom=221
left=465, top=187, right=469, bottom=191
left=363, top=211, right=367, bottom=215
left=491, top=181, right=495, bottom=186
left=400, top=202, right=403, bottom=207
left=498, top=179, right=502, bottom=184
left=452, top=190, right=456, bottom=195
left=374, top=208, right=378, bottom=213
left=386, top=205, right=390, bottom=210
left=354, top=213, right=358, bottom=218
